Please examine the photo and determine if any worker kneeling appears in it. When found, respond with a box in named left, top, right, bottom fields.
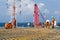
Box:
left=4, top=22, right=12, bottom=29
left=45, top=20, right=50, bottom=28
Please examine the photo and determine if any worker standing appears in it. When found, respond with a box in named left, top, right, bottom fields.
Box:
left=52, top=16, right=55, bottom=29
left=12, top=18, right=16, bottom=28
left=45, top=20, right=50, bottom=28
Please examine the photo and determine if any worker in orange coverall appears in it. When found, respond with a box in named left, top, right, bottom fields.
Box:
left=45, top=20, right=50, bottom=28
left=12, top=19, right=16, bottom=28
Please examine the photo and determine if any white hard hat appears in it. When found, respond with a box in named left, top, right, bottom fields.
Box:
left=46, top=20, right=50, bottom=22
left=9, top=20, right=12, bottom=23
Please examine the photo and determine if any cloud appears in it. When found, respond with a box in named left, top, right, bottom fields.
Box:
left=38, top=3, right=45, bottom=8
left=6, top=0, right=34, bottom=16
left=43, top=9, right=50, bottom=14
left=27, top=4, right=34, bottom=11
left=6, top=0, right=49, bottom=16
left=38, top=3, right=50, bottom=14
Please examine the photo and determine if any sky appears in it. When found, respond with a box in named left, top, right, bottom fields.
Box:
left=0, top=0, right=60, bottom=23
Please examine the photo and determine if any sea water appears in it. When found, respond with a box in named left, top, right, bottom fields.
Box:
left=0, top=23, right=60, bottom=29
left=0, top=23, right=33, bottom=27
